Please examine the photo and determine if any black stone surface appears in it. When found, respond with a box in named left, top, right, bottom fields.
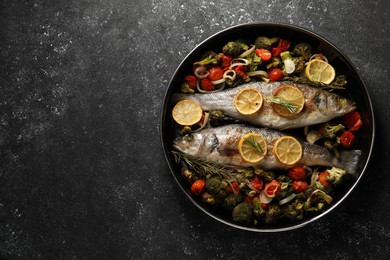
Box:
left=1, top=0, right=389, bottom=259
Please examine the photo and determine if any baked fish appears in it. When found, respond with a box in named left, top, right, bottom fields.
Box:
left=173, top=124, right=361, bottom=174
left=173, top=81, right=356, bottom=130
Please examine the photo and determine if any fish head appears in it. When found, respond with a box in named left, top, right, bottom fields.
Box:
left=315, top=92, right=356, bottom=117
left=173, top=131, right=219, bottom=156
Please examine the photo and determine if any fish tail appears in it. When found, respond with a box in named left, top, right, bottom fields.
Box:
left=333, top=149, right=362, bottom=174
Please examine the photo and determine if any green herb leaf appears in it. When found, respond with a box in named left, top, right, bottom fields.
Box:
left=244, top=136, right=264, bottom=154
left=268, top=96, right=298, bottom=113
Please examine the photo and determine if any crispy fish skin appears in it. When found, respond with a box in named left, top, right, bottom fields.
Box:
left=173, top=81, right=356, bottom=130
left=173, top=124, right=361, bottom=174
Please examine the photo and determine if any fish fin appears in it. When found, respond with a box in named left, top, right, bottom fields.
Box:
left=333, top=149, right=362, bottom=174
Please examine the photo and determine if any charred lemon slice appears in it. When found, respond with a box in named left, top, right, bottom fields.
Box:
left=273, top=136, right=302, bottom=165
left=234, top=87, right=263, bottom=115
left=305, top=59, right=335, bottom=84
left=238, top=133, right=267, bottom=164
left=271, top=85, right=304, bottom=117
left=172, top=100, right=203, bottom=126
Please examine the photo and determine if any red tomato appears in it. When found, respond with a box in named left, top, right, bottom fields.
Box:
left=200, top=78, right=215, bottom=91
left=227, top=181, right=240, bottom=194
left=271, top=47, right=282, bottom=57
left=250, top=175, right=264, bottom=190
left=292, top=181, right=308, bottom=193
left=288, top=166, right=306, bottom=181
left=255, top=48, right=272, bottom=62
left=191, top=179, right=206, bottom=196
left=342, top=111, right=362, bottom=131
left=221, top=54, right=232, bottom=67
left=268, top=68, right=284, bottom=82
left=318, top=171, right=331, bottom=187
left=339, top=131, right=355, bottom=149
left=208, top=67, right=224, bottom=81
left=263, top=180, right=281, bottom=198
left=277, top=39, right=291, bottom=52
left=184, top=75, right=197, bottom=89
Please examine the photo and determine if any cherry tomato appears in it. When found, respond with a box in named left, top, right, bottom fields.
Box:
left=339, top=131, right=355, bottom=149
left=208, top=67, right=224, bottom=81
left=255, top=48, right=272, bottom=62
left=263, top=180, right=281, bottom=198
left=227, top=181, right=240, bottom=194
left=318, top=171, right=331, bottom=187
left=342, top=111, right=362, bottom=131
left=271, top=47, right=282, bottom=57
left=184, top=75, right=197, bottom=89
left=221, top=54, right=232, bottom=67
left=277, top=39, right=291, bottom=52
left=200, top=78, right=215, bottom=91
left=250, top=175, right=264, bottom=190
left=268, top=67, right=284, bottom=82
left=191, top=179, right=206, bottom=196
left=292, top=180, right=308, bottom=193
left=288, top=166, right=306, bottom=181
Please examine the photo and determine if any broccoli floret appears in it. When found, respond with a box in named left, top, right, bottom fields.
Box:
left=265, top=204, right=282, bottom=224
left=205, top=177, right=227, bottom=205
left=232, top=202, right=252, bottom=224
left=326, top=167, right=349, bottom=186
left=223, top=193, right=244, bottom=211
left=266, top=57, right=282, bottom=69
left=209, top=110, right=225, bottom=127
left=181, top=167, right=198, bottom=184
left=323, top=123, right=345, bottom=139
left=194, top=51, right=221, bottom=66
left=254, top=36, right=279, bottom=50
left=292, top=43, right=312, bottom=61
left=252, top=197, right=266, bottom=218
left=304, top=189, right=333, bottom=212
left=281, top=199, right=304, bottom=221
left=180, top=82, right=195, bottom=94
left=246, top=52, right=262, bottom=72
left=292, top=56, right=306, bottom=73
left=222, top=41, right=249, bottom=57
left=254, top=169, right=275, bottom=182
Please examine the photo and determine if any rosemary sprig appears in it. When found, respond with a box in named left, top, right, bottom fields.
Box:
left=244, top=137, right=264, bottom=154
left=268, top=96, right=298, bottom=113
left=283, top=75, right=347, bottom=91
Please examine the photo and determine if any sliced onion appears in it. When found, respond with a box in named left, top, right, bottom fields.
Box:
left=247, top=183, right=261, bottom=193
left=279, top=193, right=297, bottom=206
left=311, top=169, right=319, bottom=185
left=239, top=45, right=256, bottom=58
left=194, top=66, right=209, bottom=79
left=246, top=70, right=268, bottom=77
left=211, top=78, right=226, bottom=85
left=196, top=79, right=225, bottom=93
left=259, top=191, right=273, bottom=204
left=284, top=59, right=295, bottom=74
left=229, top=58, right=250, bottom=70
left=193, top=112, right=209, bottom=132
left=223, top=69, right=236, bottom=81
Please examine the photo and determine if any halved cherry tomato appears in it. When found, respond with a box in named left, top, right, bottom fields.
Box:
left=277, top=39, right=291, bottom=52
left=292, top=180, right=308, bottom=193
left=184, top=75, right=197, bottom=89
left=221, top=54, right=232, bottom=67
left=268, top=67, right=284, bottom=82
left=263, top=180, right=281, bottom=198
left=342, top=111, right=362, bottom=131
left=288, top=166, right=306, bottom=181
left=255, top=48, right=272, bottom=62
left=208, top=67, right=224, bottom=81
left=191, top=179, right=206, bottom=196
left=200, top=78, right=215, bottom=91
left=318, top=171, right=331, bottom=187
left=227, top=181, right=240, bottom=194
left=271, top=47, right=282, bottom=57
left=250, top=175, right=264, bottom=190
left=339, top=131, right=355, bottom=149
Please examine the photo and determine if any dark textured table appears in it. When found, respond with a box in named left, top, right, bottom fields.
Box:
left=1, top=0, right=389, bottom=259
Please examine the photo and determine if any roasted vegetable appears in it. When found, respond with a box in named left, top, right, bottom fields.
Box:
left=205, top=177, right=228, bottom=205
left=180, top=82, right=195, bottom=94
left=281, top=199, right=304, bottom=221
left=323, top=123, right=345, bottom=139
left=222, top=41, right=249, bottom=57
left=304, top=189, right=333, bottom=212
left=265, top=204, right=282, bottom=224
left=181, top=167, right=198, bottom=184
left=208, top=110, right=225, bottom=127
left=292, top=56, right=306, bottom=73
left=254, top=36, right=279, bottom=50
left=223, top=193, right=244, bottom=211
left=232, top=202, right=252, bottom=224
left=266, top=57, right=282, bottom=69
left=252, top=197, right=266, bottom=217
left=326, top=167, right=349, bottom=186
left=292, top=43, right=312, bottom=61
left=254, top=169, right=275, bottom=182
left=194, top=51, right=221, bottom=66
left=246, top=52, right=262, bottom=72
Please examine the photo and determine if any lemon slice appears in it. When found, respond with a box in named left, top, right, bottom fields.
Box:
left=238, top=133, right=267, bottom=164
left=305, top=59, right=336, bottom=84
left=273, top=136, right=302, bottom=165
left=234, top=87, right=263, bottom=115
left=172, top=100, right=203, bottom=126
left=271, top=85, right=304, bottom=117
